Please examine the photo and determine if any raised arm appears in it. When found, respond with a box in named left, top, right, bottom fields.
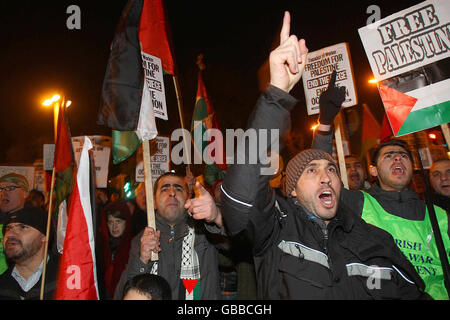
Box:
left=311, top=70, right=346, bottom=154
left=221, top=11, right=307, bottom=245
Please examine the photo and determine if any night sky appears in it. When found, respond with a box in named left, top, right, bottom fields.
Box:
left=0, top=0, right=422, bottom=167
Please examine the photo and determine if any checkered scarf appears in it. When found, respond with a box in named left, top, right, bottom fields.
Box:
left=150, top=226, right=200, bottom=299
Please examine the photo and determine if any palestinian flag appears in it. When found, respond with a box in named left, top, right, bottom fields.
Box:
left=55, top=137, right=99, bottom=300
left=98, top=0, right=175, bottom=164
left=378, top=64, right=450, bottom=137
left=191, top=69, right=227, bottom=186
left=360, top=103, right=380, bottom=162
left=53, top=98, right=75, bottom=224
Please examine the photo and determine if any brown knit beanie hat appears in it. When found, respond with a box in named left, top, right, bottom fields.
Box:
left=285, top=149, right=338, bottom=196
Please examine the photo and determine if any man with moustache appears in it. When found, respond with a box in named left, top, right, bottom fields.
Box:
left=0, top=173, right=31, bottom=275
left=313, top=73, right=449, bottom=301
left=219, top=11, right=428, bottom=299
left=0, top=207, right=58, bottom=299
left=345, top=155, right=370, bottom=191
left=114, top=171, right=223, bottom=300
left=429, top=159, right=450, bottom=213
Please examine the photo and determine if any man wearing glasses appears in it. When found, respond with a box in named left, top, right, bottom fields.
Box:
left=0, top=173, right=30, bottom=274
left=0, top=173, right=29, bottom=215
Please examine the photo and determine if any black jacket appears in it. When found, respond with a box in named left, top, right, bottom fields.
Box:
left=0, top=253, right=59, bottom=300
left=221, top=86, right=429, bottom=299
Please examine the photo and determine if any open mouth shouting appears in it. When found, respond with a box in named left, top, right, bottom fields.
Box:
left=318, top=188, right=336, bottom=209
left=391, top=164, right=406, bottom=176
left=349, top=172, right=360, bottom=182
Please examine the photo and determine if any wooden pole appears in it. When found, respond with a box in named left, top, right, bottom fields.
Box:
left=172, top=75, right=191, bottom=173
left=334, top=112, right=348, bottom=189
left=441, top=123, right=450, bottom=151
left=40, top=94, right=65, bottom=299
left=143, top=139, right=158, bottom=261
left=40, top=166, right=56, bottom=300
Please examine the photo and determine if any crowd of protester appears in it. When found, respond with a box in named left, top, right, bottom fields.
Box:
left=0, top=11, right=448, bottom=301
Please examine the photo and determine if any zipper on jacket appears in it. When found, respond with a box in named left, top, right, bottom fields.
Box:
left=324, top=226, right=340, bottom=284
left=168, top=226, right=175, bottom=243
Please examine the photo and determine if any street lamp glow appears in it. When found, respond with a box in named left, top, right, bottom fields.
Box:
left=66, top=100, right=72, bottom=107
left=368, top=78, right=378, bottom=84
left=42, top=94, right=61, bottom=106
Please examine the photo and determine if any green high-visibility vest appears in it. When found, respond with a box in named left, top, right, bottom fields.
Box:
left=361, top=192, right=449, bottom=300
left=0, top=224, right=7, bottom=275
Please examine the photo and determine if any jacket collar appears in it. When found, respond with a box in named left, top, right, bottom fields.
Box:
left=288, top=197, right=354, bottom=233
left=368, top=184, right=419, bottom=201
left=155, top=211, right=192, bottom=239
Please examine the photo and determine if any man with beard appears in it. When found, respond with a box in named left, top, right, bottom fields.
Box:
left=219, top=11, right=428, bottom=299
left=312, top=73, right=449, bottom=300
left=345, top=155, right=370, bottom=191
left=0, top=173, right=31, bottom=275
left=113, top=171, right=223, bottom=300
left=0, top=207, right=58, bottom=300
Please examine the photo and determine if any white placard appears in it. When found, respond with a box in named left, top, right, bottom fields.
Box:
left=302, top=42, right=358, bottom=115
left=0, top=166, right=35, bottom=189
left=141, top=52, right=168, bottom=120
left=136, top=136, right=170, bottom=182
left=358, top=0, right=450, bottom=81
left=43, top=144, right=55, bottom=171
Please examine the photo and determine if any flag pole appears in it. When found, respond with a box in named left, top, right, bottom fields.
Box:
left=40, top=166, right=56, bottom=300
left=142, top=139, right=158, bottom=261
left=40, top=95, right=65, bottom=300
left=172, top=75, right=191, bottom=173
left=334, top=112, right=348, bottom=189
left=441, top=123, right=450, bottom=151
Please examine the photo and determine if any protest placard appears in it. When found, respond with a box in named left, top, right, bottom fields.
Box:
left=0, top=166, right=35, bottom=189
left=136, top=136, right=170, bottom=182
left=358, top=0, right=450, bottom=136
left=141, top=52, right=168, bottom=120
left=302, top=42, right=358, bottom=115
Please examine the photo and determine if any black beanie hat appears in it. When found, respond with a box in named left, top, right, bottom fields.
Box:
left=3, top=206, right=47, bottom=236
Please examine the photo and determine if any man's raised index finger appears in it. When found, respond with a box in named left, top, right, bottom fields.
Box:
left=328, top=70, right=337, bottom=88
left=280, top=11, right=291, bottom=44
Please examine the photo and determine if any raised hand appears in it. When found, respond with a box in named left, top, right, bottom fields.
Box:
left=269, top=11, right=308, bottom=93
left=184, top=182, right=222, bottom=227
left=318, top=70, right=347, bottom=125
left=139, top=227, right=161, bottom=264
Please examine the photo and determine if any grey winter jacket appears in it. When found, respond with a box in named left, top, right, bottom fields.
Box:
left=113, top=212, right=222, bottom=300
